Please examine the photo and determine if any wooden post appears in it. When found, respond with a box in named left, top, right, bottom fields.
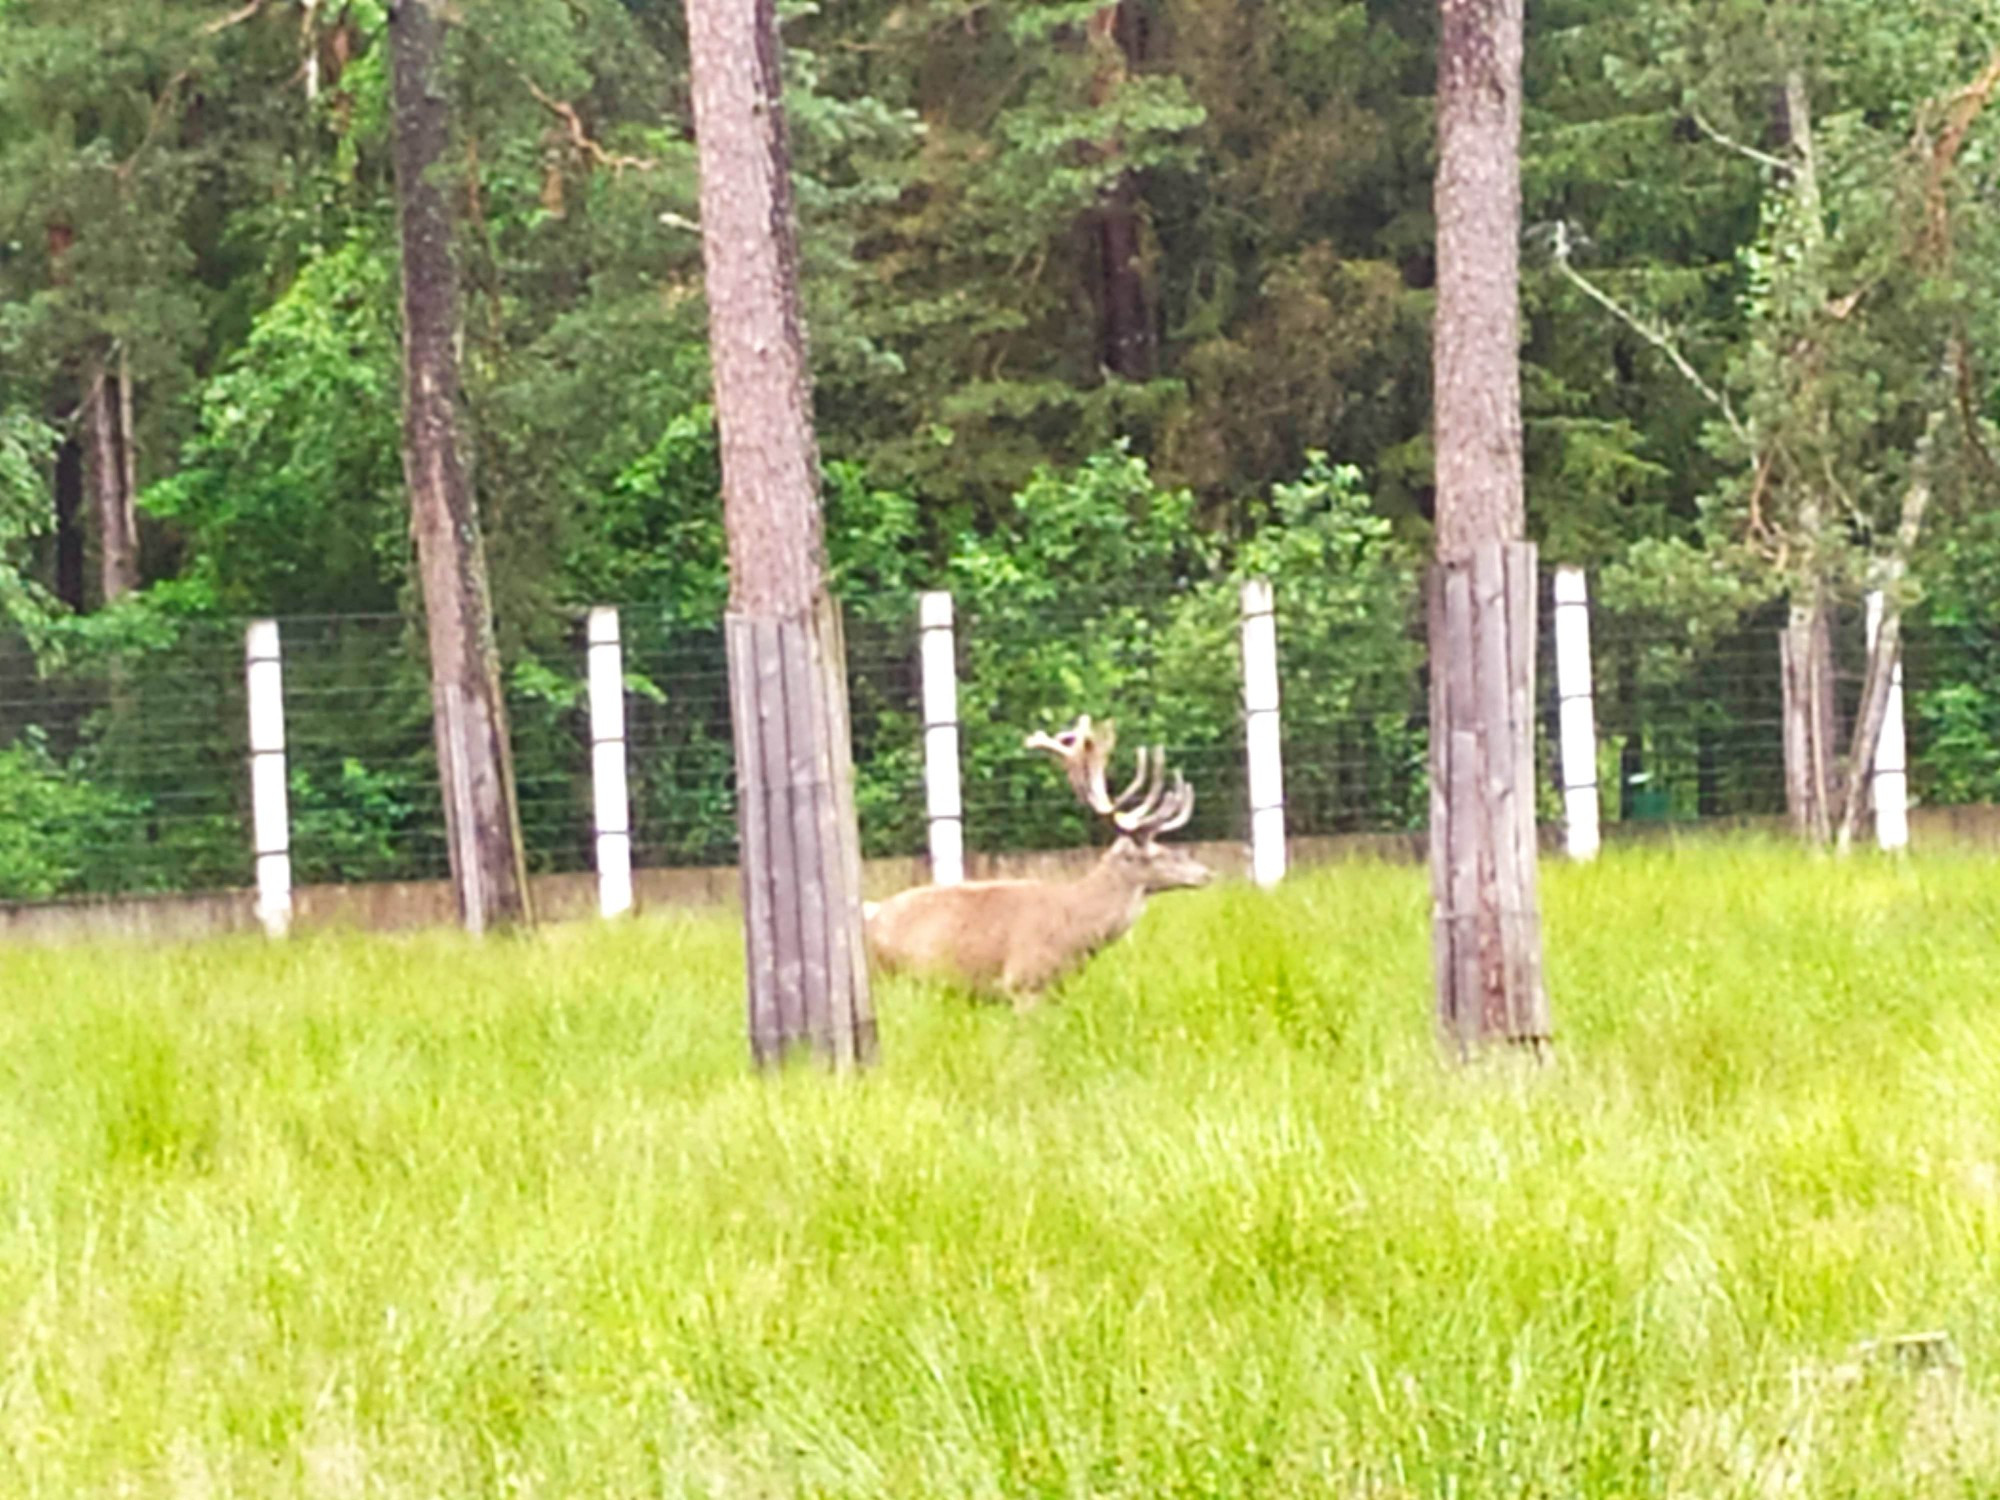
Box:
left=724, top=600, right=874, bottom=1068
left=1429, top=543, right=1550, bottom=1057
left=588, top=606, right=634, bottom=917
left=687, top=0, right=875, bottom=1069
left=1865, top=590, right=1911, bottom=853
left=1552, top=566, right=1600, bottom=861
left=919, top=590, right=964, bottom=886
left=1239, top=578, right=1286, bottom=887
left=245, top=619, right=292, bottom=938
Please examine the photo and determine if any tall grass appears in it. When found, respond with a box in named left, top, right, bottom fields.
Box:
left=5, top=844, right=2000, bottom=1496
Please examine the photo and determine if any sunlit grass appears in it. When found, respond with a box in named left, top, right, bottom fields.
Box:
left=6, top=842, right=2000, bottom=1495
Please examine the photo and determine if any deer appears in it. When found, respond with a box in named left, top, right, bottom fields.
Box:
left=863, top=714, right=1212, bottom=1004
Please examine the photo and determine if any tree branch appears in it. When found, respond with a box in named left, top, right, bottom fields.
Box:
left=116, top=0, right=275, bottom=180
left=523, top=77, right=659, bottom=174
left=1546, top=227, right=1749, bottom=446
left=200, top=0, right=268, bottom=35
left=1688, top=109, right=1790, bottom=172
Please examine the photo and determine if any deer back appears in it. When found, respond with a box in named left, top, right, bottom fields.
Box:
left=864, top=857, right=1150, bottom=996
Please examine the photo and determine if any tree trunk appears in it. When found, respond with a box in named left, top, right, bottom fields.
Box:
left=52, top=428, right=84, bottom=612
left=388, top=0, right=531, bottom=935
left=1084, top=3, right=1155, bottom=381
left=684, top=0, right=877, bottom=1069
left=1428, top=0, right=1550, bottom=1058
left=83, top=354, right=139, bottom=605
left=1779, top=588, right=1837, bottom=843
left=1834, top=410, right=1943, bottom=852
left=1773, top=63, right=1840, bottom=846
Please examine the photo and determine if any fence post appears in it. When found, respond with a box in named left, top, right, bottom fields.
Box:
left=1552, top=566, right=1601, bottom=861
left=588, top=606, right=635, bottom=917
left=1240, top=578, right=1287, bottom=887
left=919, top=590, right=964, bottom=886
left=1865, top=590, right=1911, bottom=852
left=244, top=619, right=292, bottom=937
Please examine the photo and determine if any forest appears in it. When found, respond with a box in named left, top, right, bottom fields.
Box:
left=1, top=0, right=1998, bottom=898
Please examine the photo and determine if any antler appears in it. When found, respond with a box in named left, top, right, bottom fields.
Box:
left=1024, top=713, right=1196, bottom=838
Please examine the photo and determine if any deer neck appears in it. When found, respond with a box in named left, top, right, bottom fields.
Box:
left=1068, top=853, right=1150, bottom=949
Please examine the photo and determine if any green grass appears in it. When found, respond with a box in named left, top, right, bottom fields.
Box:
left=7, top=844, right=2000, bottom=1497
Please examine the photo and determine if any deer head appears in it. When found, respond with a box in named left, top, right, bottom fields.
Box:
left=1022, top=714, right=1211, bottom=894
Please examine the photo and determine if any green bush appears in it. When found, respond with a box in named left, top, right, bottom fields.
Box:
left=0, top=732, right=145, bottom=901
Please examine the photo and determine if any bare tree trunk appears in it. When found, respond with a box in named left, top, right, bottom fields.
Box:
left=1779, top=586, right=1837, bottom=844
left=1773, top=62, right=1841, bottom=846
left=1835, top=410, right=1943, bottom=851
left=1084, top=3, right=1155, bottom=381
left=684, top=0, right=876, bottom=1069
left=388, top=0, right=532, bottom=935
left=51, top=427, right=85, bottom=612
left=83, top=354, right=140, bottom=604
left=1428, top=0, right=1550, bottom=1058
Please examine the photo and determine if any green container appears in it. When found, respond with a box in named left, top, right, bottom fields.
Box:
left=1627, top=786, right=1672, bottom=822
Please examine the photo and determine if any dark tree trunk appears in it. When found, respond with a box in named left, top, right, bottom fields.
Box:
left=683, top=0, right=876, bottom=1069
left=1427, top=0, right=1550, bottom=1058
left=388, top=0, right=531, bottom=935
left=83, top=354, right=139, bottom=604
left=1085, top=3, right=1155, bottom=381
left=52, top=430, right=84, bottom=612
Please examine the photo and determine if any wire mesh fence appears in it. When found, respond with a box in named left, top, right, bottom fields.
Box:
left=0, top=572, right=1988, bottom=909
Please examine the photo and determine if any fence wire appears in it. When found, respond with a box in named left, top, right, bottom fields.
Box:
left=0, top=577, right=1984, bottom=906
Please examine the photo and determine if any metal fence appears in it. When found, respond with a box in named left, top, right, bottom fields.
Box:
left=0, top=571, right=1980, bottom=913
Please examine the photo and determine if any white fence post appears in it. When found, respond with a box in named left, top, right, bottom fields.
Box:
left=1240, top=578, right=1287, bottom=887
left=919, top=590, right=965, bottom=886
left=1865, top=590, right=1910, bottom=853
left=588, top=606, right=635, bottom=916
left=1552, top=566, right=1601, bottom=861
left=244, top=619, right=292, bottom=937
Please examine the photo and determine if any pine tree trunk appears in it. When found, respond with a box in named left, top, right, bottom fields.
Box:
left=684, top=0, right=876, bottom=1069
left=83, top=354, right=139, bottom=604
left=388, top=0, right=531, bottom=935
left=1428, top=0, right=1550, bottom=1058
left=52, top=429, right=85, bottom=612
left=1085, top=2, right=1155, bottom=381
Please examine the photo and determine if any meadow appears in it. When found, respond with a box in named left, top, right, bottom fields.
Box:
left=5, top=844, right=2000, bottom=1497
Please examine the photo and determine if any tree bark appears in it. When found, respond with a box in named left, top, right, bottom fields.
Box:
left=684, top=0, right=876, bottom=1069
left=1773, top=62, right=1842, bottom=845
left=1834, top=410, right=1943, bottom=852
left=1433, top=0, right=1525, bottom=556
left=1085, top=3, right=1155, bottom=381
left=83, top=354, right=140, bottom=605
left=388, top=0, right=532, bottom=935
left=52, top=430, right=85, bottom=612
left=1428, top=0, right=1550, bottom=1058
left=1779, top=588, right=1837, bottom=843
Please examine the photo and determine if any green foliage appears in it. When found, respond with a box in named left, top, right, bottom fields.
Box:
left=1906, top=511, right=2000, bottom=804
left=140, top=237, right=405, bottom=615
left=288, top=758, right=427, bottom=885
left=952, top=448, right=1418, bottom=849
left=0, top=410, right=57, bottom=642
left=0, top=729, right=139, bottom=899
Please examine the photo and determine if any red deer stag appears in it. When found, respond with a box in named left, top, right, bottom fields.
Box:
left=864, top=715, right=1211, bottom=1003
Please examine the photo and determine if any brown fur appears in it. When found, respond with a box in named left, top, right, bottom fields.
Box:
left=864, top=836, right=1211, bottom=1003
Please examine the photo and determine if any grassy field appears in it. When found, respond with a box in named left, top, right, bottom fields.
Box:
left=6, top=845, right=2000, bottom=1497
